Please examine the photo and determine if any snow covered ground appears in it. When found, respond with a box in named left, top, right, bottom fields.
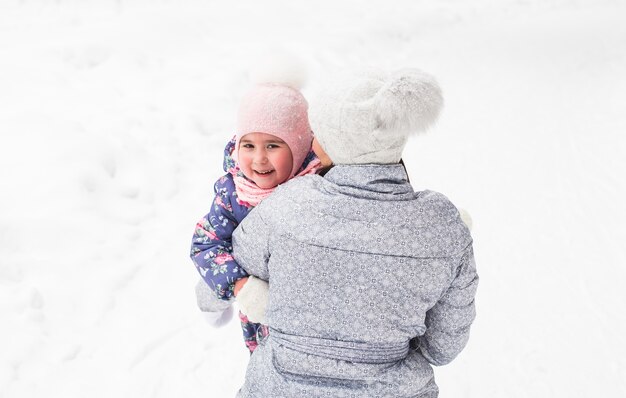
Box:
left=1, top=0, right=625, bottom=397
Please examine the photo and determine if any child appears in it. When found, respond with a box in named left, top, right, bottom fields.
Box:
left=190, top=79, right=321, bottom=353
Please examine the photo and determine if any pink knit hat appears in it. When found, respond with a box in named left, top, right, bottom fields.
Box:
left=235, top=83, right=313, bottom=178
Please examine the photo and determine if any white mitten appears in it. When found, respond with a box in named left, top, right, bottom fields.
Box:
left=201, top=306, right=234, bottom=327
left=195, top=279, right=233, bottom=327
left=236, top=276, right=269, bottom=324
left=458, top=208, right=473, bottom=231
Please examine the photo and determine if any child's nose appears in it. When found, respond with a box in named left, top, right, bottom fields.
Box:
left=253, top=150, right=268, bottom=163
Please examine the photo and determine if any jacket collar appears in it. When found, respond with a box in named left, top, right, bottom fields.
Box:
left=323, top=164, right=414, bottom=196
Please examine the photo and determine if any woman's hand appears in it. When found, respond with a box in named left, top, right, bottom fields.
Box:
left=234, top=277, right=249, bottom=297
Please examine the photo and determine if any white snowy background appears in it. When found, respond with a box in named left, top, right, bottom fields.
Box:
left=1, top=0, right=625, bottom=397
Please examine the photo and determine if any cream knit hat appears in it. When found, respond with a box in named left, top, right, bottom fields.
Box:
left=310, top=68, right=443, bottom=165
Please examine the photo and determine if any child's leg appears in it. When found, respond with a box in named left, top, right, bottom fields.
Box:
left=238, top=311, right=261, bottom=353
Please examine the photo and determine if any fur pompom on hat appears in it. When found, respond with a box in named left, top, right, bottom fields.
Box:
left=235, top=53, right=313, bottom=177
left=310, top=68, right=443, bottom=165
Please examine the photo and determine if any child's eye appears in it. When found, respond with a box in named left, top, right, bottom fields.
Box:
left=241, top=143, right=254, bottom=149
left=267, top=144, right=280, bottom=149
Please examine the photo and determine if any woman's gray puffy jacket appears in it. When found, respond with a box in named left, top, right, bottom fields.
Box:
left=232, top=164, right=478, bottom=398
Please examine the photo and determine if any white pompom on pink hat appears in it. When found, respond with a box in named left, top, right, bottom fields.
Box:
left=234, top=53, right=313, bottom=178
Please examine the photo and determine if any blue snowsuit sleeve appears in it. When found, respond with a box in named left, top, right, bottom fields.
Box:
left=190, top=174, right=250, bottom=300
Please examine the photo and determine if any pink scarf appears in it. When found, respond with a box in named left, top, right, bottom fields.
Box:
left=233, top=158, right=322, bottom=207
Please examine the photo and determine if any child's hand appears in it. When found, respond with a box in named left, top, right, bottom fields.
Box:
left=234, top=277, right=249, bottom=297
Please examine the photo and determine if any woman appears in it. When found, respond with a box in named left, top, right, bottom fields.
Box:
left=232, top=68, right=478, bottom=397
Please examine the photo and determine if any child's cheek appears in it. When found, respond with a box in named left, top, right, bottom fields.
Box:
left=277, top=150, right=294, bottom=179
left=239, top=158, right=250, bottom=169
left=238, top=153, right=253, bottom=174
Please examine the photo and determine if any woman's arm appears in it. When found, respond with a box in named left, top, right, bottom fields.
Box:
left=231, top=200, right=272, bottom=281
left=418, top=243, right=479, bottom=366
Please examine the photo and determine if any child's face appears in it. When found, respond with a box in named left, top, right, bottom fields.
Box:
left=238, top=132, right=293, bottom=189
